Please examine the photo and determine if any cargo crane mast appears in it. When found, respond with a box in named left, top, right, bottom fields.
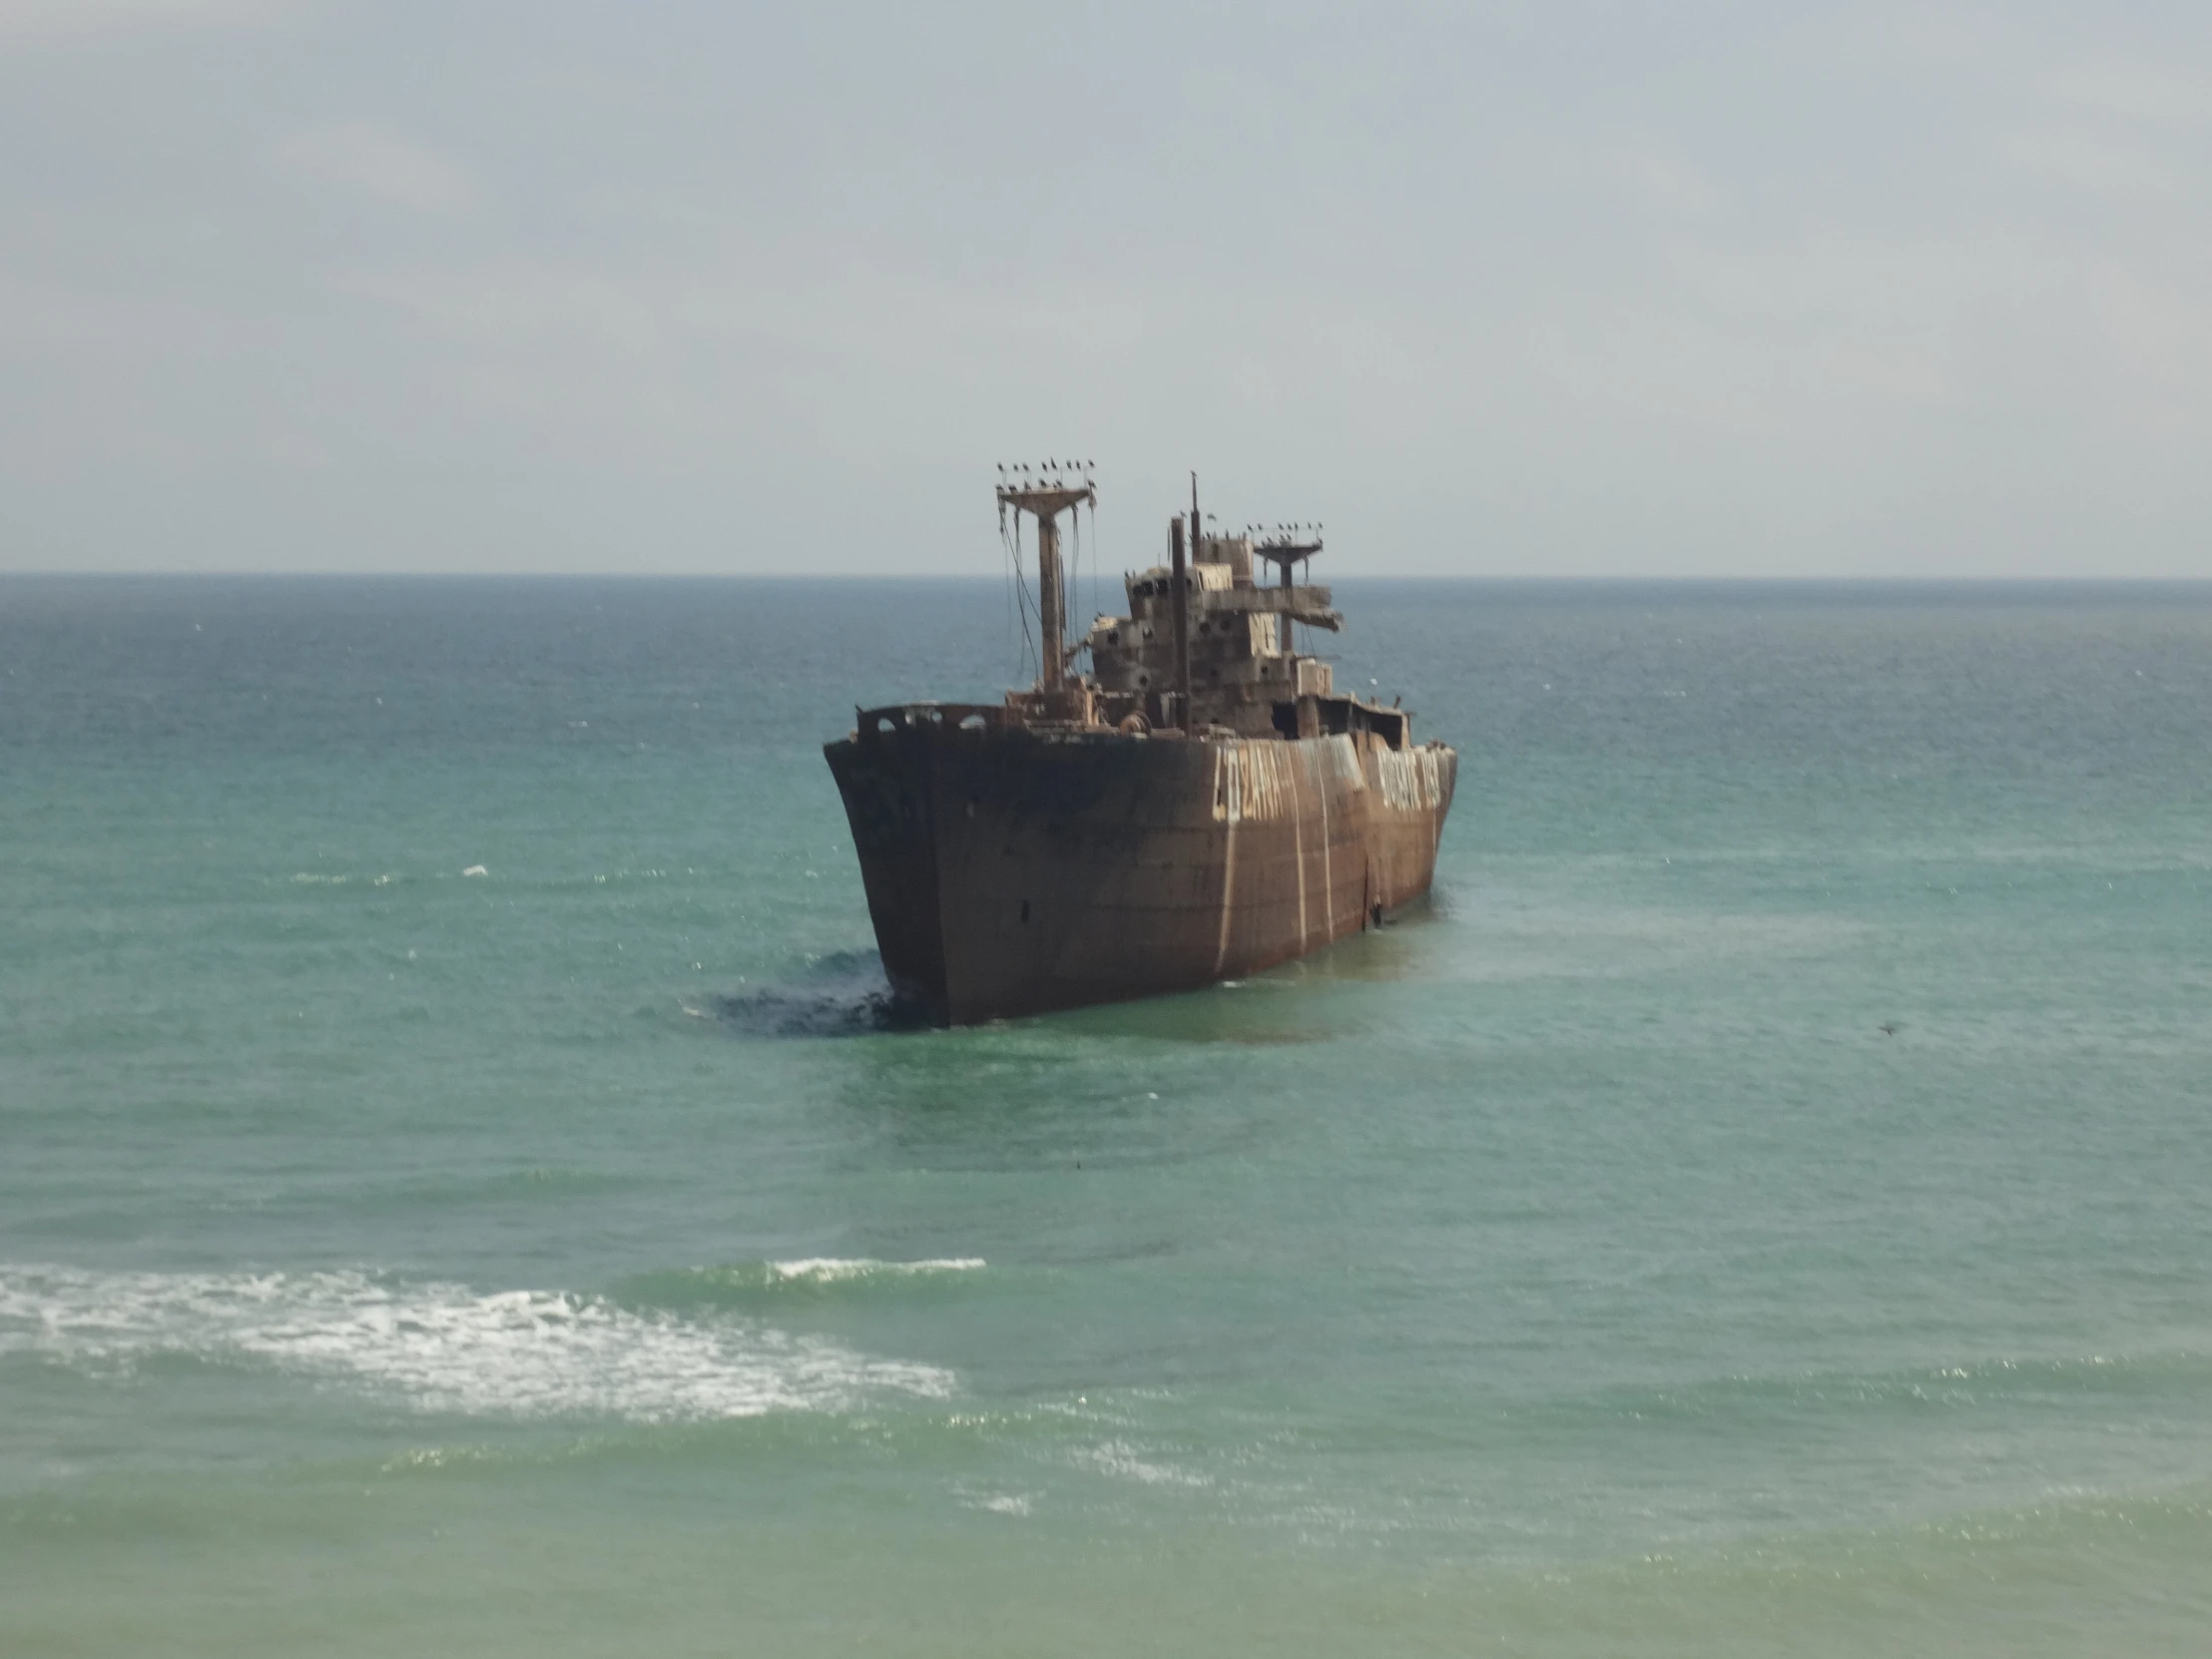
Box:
left=1255, top=525, right=1323, bottom=661
left=996, top=464, right=1097, bottom=689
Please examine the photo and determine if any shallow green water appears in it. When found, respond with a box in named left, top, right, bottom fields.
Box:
left=4, top=578, right=2211, bottom=1655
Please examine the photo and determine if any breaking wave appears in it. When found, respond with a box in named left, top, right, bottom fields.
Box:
left=0, top=1265, right=953, bottom=1422
left=768, top=1257, right=984, bottom=1283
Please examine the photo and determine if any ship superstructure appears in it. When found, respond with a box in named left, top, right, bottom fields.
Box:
left=824, top=468, right=1455, bottom=1024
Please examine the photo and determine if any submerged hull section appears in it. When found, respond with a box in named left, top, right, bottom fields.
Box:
left=825, top=710, right=1456, bottom=1024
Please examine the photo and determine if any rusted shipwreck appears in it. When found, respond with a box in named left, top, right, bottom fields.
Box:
left=825, top=468, right=1456, bottom=1025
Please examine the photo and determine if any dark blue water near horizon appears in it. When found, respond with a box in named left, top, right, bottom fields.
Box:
left=5, top=576, right=2211, bottom=1657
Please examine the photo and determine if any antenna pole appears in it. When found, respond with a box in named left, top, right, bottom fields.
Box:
left=1170, top=516, right=1192, bottom=729
left=1189, top=472, right=1201, bottom=571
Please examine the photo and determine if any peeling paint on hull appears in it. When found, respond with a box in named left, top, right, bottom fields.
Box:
left=825, top=724, right=1456, bottom=1025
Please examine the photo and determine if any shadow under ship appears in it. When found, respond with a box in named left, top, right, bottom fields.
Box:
left=825, top=469, right=1457, bottom=1025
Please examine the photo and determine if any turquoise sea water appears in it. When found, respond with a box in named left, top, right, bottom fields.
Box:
left=4, top=577, right=2211, bottom=1656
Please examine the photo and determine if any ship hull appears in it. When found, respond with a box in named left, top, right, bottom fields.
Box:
left=824, top=713, right=1456, bottom=1025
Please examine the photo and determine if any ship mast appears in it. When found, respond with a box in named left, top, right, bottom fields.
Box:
left=996, top=463, right=1097, bottom=688
left=1255, top=524, right=1323, bottom=664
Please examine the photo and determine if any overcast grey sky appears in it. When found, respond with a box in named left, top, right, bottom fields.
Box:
left=4, top=1, right=2208, bottom=576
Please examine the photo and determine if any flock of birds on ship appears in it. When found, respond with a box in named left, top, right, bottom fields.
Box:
left=997, top=460, right=1096, bottom=486
left=990, top=463, right=1324, bottom=553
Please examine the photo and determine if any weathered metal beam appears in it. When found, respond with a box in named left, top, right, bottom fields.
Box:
left=1200, top=585, right=1342, bottom=631
left=1037, top=511, right=1063, bottom=684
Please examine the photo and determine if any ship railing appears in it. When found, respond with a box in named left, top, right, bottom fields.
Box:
left=855, top=702, right=1008, bottom=738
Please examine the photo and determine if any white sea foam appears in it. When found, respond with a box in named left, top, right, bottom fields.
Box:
left=0, top=1265, right=953, bottom=1421
left=767, top=1258, right=985, bottom=1284
left=1071, top=1439, right=1212, bottom=1488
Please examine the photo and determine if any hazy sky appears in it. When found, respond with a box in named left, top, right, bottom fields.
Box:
left=4, top=1, right=2209, bottom=576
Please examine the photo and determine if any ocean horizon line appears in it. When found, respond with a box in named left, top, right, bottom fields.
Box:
left=6, top=570, right=2211, bottom=588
